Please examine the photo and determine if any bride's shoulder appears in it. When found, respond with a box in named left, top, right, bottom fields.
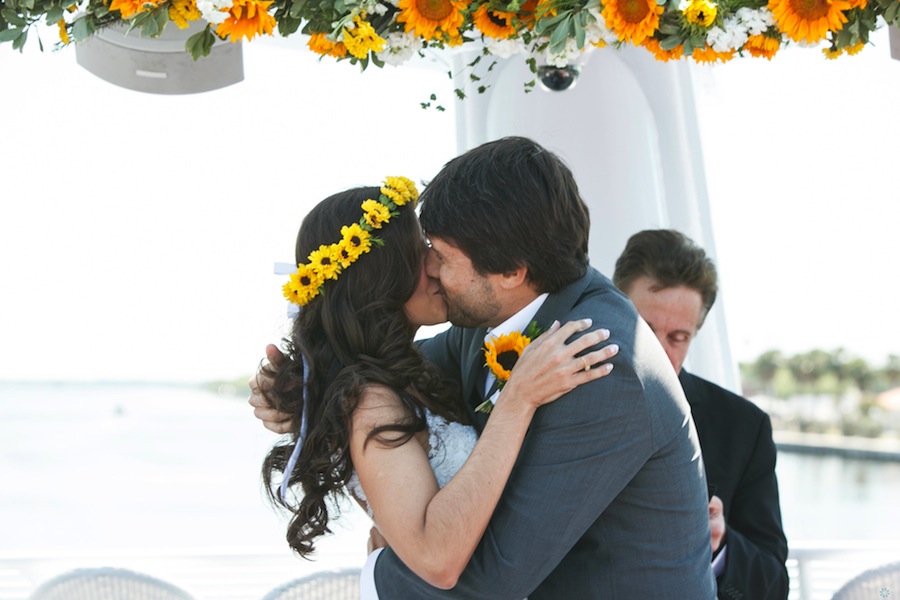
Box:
left=352, top=384, right=407, bottom=429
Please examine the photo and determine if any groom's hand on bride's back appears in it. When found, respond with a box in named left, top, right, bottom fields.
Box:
left=248, top=344, right=293, bottom=434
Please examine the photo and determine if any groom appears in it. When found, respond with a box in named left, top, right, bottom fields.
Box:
left=255, top=137, right=716, bottom=598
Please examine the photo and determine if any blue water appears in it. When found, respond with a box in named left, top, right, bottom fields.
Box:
left=1, top=382, right=898, bottom=556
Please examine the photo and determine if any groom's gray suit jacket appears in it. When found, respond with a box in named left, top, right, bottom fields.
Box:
left=374, top=268, right=716, bottom=599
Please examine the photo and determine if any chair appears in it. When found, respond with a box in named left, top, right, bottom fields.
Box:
left=29, top=566, right=196, bottom=600
left=832, top=561, right=900, bottom=599
left=261, top=568, right=361, bottom=600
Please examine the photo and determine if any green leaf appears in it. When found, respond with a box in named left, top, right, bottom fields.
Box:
left=186, top=27, right=214, bottom=59
left=140, top=14, right=161, bottom=36
left=835, top=26, right=852, bottom=46
left=289, top=0, right=305, bottom=18
left=45, top=6, right=63, bottom=22
left=0, top=27, right=22, bottom=41
left=2, top=9, right=27, bottom=27
left=574, top=18, right=585, bottom=48
left=548, top=14, right=572, bottom=50
left=11, top=27, right=27, bottom=49
left=658, top=21, right=682, bottom=35
left=658, top=35, right=682, bottom=50
left=534, top=11, right=568, bottom=35
left=71, top=16, right=92, bottom=41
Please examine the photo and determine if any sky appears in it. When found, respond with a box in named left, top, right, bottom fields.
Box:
left=1, top=26, right=899, bottom=383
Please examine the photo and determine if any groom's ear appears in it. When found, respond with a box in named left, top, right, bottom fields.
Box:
left=498, top=265, right=529, bottom=290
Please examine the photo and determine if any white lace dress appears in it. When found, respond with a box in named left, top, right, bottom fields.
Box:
left=347, top=409, right=478, bottom=517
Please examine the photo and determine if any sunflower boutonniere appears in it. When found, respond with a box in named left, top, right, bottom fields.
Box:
left=477, top=321, right=543, bottom=414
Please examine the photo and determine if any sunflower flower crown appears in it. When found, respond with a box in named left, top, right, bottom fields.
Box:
left=282, top=176, right=419, bottom=307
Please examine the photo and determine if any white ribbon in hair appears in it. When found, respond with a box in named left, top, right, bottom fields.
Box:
left=279, top=354, right=310, bottom=503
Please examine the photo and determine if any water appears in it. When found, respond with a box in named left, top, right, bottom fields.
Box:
left=0, top=382, right=371, bottom=559
left=2, top=382, right=898, bottom=557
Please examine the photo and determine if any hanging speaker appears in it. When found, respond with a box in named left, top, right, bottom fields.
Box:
left=75, top=20, right=243, bottom=94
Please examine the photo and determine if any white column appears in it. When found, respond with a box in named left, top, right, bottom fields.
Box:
left=451, top=47, right=740, bottom=392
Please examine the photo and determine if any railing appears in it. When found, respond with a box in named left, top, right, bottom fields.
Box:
left=787, top=541, right=900, bottom=600
left=3, top=542, right=900, bottom=600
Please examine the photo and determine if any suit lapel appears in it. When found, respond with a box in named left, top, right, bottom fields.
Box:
left=457, top=327, right=490, bottom=428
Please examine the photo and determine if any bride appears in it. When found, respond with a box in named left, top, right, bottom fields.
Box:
left=255, top=178, right=617, bottom=589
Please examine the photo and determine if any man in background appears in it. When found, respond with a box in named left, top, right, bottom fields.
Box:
left=613, top=229, right=789, bottom=600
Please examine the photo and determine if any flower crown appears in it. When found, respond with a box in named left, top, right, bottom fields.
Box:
left=282, top=176, right=419, bottom=306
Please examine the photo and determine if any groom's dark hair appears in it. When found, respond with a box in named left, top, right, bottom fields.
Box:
left=419, top=136, right=590, bottom=294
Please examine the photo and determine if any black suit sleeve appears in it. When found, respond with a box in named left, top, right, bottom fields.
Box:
left=716, top=414, right=789, bottom=600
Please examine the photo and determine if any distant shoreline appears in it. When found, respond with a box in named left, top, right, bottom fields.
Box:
left=775, top=430, right=900, bottom=461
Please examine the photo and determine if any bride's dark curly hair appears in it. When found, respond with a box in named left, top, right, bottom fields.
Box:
left=260, top=186, right=463, bottom=558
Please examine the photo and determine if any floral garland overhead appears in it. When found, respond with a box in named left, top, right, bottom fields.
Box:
left=1, top=0, right=898, bottom=76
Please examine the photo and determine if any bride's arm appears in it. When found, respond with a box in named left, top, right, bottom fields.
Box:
left=350, top=319, right=617, bottom=589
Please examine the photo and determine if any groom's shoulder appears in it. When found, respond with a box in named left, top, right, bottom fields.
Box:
left=566, top=267, right=639, bottom=324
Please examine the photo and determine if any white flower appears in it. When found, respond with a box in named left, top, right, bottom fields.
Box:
left=706, top=16, right=748, bottom=52
left=585, top=7, right=619, bottom=45
left=736, top=6, right=774, bottom=35
left=197, top=0, right=231, bottom=24
left=546, top=37, right=583, bottom=68
left=484, top=37, right=526, bottom=58
left=376, top=31, right=424, bottom=65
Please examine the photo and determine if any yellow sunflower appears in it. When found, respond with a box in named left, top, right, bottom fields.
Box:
left=381, top=176, right=419, bottom=207
left=513, top=0, right=539, bottom=28
left=361, top=199, right=393, bottom=229
left=215, top=0, right=276, bottom=42
left=58, top=19, right=69, bottom=44
left=308, top=244, right=342, bottom=281
left=844, top=39, right=865, bottom=54
left=168, top=0, right=201, bottom=28
left=484, top=331, right=532, bottom=382
left=691, top=44, right=735, bottom=63
left=340, top=223, right=373, bottom=261
left=307, top=32, right=348, bottom=57
left=108, top=0, right=155, bottom=18
left=343, top=17, right=386, bottom=59
left=283, top=264, right=325, bottom=306
left=601, top=0, right=665, bottom=45
left=643, top=37, right=685, bottom=61
left=681, top=0, right=717, bottom=26
left=767, top=0, right=850, bottom=44
left=745, top=33, right=780, bottom=59
left=534, top=0, right=556, bottom=21
left=396, top=0, right=468, bottom=41
left=473, top=4, right=517, bottom=38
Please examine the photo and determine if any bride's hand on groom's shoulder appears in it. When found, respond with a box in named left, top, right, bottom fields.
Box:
left=503, top=319, right=619, bottom=409
left=248, top=344, right=293, bottom=435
